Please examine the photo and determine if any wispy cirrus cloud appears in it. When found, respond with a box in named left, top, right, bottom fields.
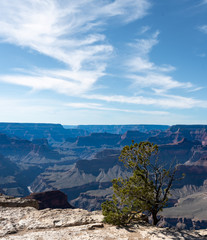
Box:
left=126, top=30, right=198, bottom=95
left=0, top=0, right=151, bottom=93
left=83, top=93, right=207, bottom=109
left=0, top=0, right=153, bottom=102
left=128, top=30, right=159, bottom=56
left=0, top=67, right=105, bottom=95
left=128, top=74, right=192, bottom=92
left=127, top=57, right=175, bottom=73
left=0, top=0, right=205, bottom=115
left=139, top=25, right=151, bottom=35
left=127, top=31, right=177, bottom=75
left=66, top=102, right=169, bottom=115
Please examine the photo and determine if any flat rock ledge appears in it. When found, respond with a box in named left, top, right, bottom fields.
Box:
left=0, top=206, right=207, bottom=240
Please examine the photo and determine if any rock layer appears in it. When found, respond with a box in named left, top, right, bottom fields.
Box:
left=0, top=194, right=38, bottom=209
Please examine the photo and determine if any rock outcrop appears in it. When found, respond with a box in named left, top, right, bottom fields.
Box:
left=25, top=190, right=73, bottom=210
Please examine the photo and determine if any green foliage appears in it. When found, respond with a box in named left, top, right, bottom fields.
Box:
left=102, top=200, right=132, bottom=226
left=102, top=141, right=180, bottom=226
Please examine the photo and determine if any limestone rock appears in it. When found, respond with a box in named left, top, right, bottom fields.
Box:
left=0, top=206, right=103, bottom=238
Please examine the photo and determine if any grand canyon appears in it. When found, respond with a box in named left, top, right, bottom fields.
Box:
left=1, top=123, right=207, bottom=231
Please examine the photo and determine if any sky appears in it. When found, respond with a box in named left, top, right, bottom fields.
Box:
left=0, top=0, right=207, bottom=125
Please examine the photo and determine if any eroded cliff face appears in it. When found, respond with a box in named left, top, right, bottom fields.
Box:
left=30, top=150, right=126, bottom=201
left=149, top=125, right=207, bottom=146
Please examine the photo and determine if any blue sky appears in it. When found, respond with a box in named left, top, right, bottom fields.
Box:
left=0, top=0, right=207, bottom=125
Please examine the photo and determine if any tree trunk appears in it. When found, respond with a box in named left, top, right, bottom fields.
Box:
left=151, top=211, right=159, bottom=225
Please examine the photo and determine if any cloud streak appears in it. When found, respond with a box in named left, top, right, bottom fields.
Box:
left=0, top=67, right=105, bottom=95
left=66, top=102, right=169, bottom=115
left=83, top=94, right=207, bottom=109
left=0, top=0, right=150, bottom=69
left=0, top=0, right=151, bottom=96
left=128, top=74, right=192, bottom=92
left=0, top=0, right=205, bottom=115
left=126, top=31, right=196, bottom=94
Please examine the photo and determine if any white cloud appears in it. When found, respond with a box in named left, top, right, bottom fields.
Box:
left=127, top=57, right=175, bottom=73
left=139, top=25, right=151, bottom=35
left=84, top=94, right=207, bottom=109
left=0, top=0, right=205, bottom=115
left=66, top=102, right=169, bottom=115
left=129, top=30, right=160, bottom=56
left=0, top=0, right=151, bottom=96
left=126, top=31, right=198, bottom=95
left=0, top=67, right=105, bottom=95
left=127, top=31, right=169, bottom=76
left=95, top=0, right=151, bottom=23
left=128, top=73, right=192, bottom=92
left=0, top=0, right=150, bottom=69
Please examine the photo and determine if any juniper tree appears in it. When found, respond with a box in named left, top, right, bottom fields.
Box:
left=102, top=141, right=182, bottom=226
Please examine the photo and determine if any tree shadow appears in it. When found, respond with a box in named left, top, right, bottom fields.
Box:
left=147, top=227, right=207, bottom=240
left=115, top=221, right=151, bottom=233
left=115, top=223, right=207, bottom=239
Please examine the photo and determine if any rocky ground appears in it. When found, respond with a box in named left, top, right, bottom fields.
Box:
left=0, top=206, right=207, bottom=240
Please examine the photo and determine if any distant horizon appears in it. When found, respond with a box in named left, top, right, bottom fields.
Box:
left=0, top=1, right=207, bottom=124
left=1, top=121, right=207, bottom=127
